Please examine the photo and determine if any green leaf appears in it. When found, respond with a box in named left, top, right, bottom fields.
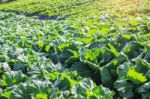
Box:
left=138, top=82, right=150, bottom=93
left=1, top=71, right=26, bottom=87
left=108, top=43, right=119, bottom=57
left=101, top=27, right=110, bottom=35
left=114, top=80, right=134, bottom=98
left=84, top=48, right=101, bottom=62
left=37, top=41, right=44, bottom=48
left=35, top=93, right=48, bottom=99
left=45, top=45, right=51, bottom=53
left=101, top=67, right=113, bottom=87
left=117, top=62, right=132, bottom=79
left=0, top=62, right=10, bottom=75
left=10, top=80, right=51, bottom=99
left=129, top=20, right=139, bottom=26
left=134, top=58, right=150, bottom=74
left=93, top=85, right=113, bottom=99
left=1, top=91, right=11, bottom=99
left=127, top=67, right=147, bottom=85
left=53, top=74, right=76, bottom=90
left=87, top=29, right=97, bottom=35
left=70, top=62, right=92, bottom=77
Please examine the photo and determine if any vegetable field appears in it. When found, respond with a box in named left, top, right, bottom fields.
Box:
left=0, top=0, right=150, bottom=99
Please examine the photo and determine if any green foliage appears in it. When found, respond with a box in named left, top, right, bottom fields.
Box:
left=0, top=0, right=15, bottom=3
left=127, top=67, right=147, bottom=85
left=0, top=0, right=149, bottom=98
left=114, top=80, right=134, bottom=98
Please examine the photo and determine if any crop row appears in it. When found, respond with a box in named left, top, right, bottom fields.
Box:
left=0, top=0, right=149, bottom=19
